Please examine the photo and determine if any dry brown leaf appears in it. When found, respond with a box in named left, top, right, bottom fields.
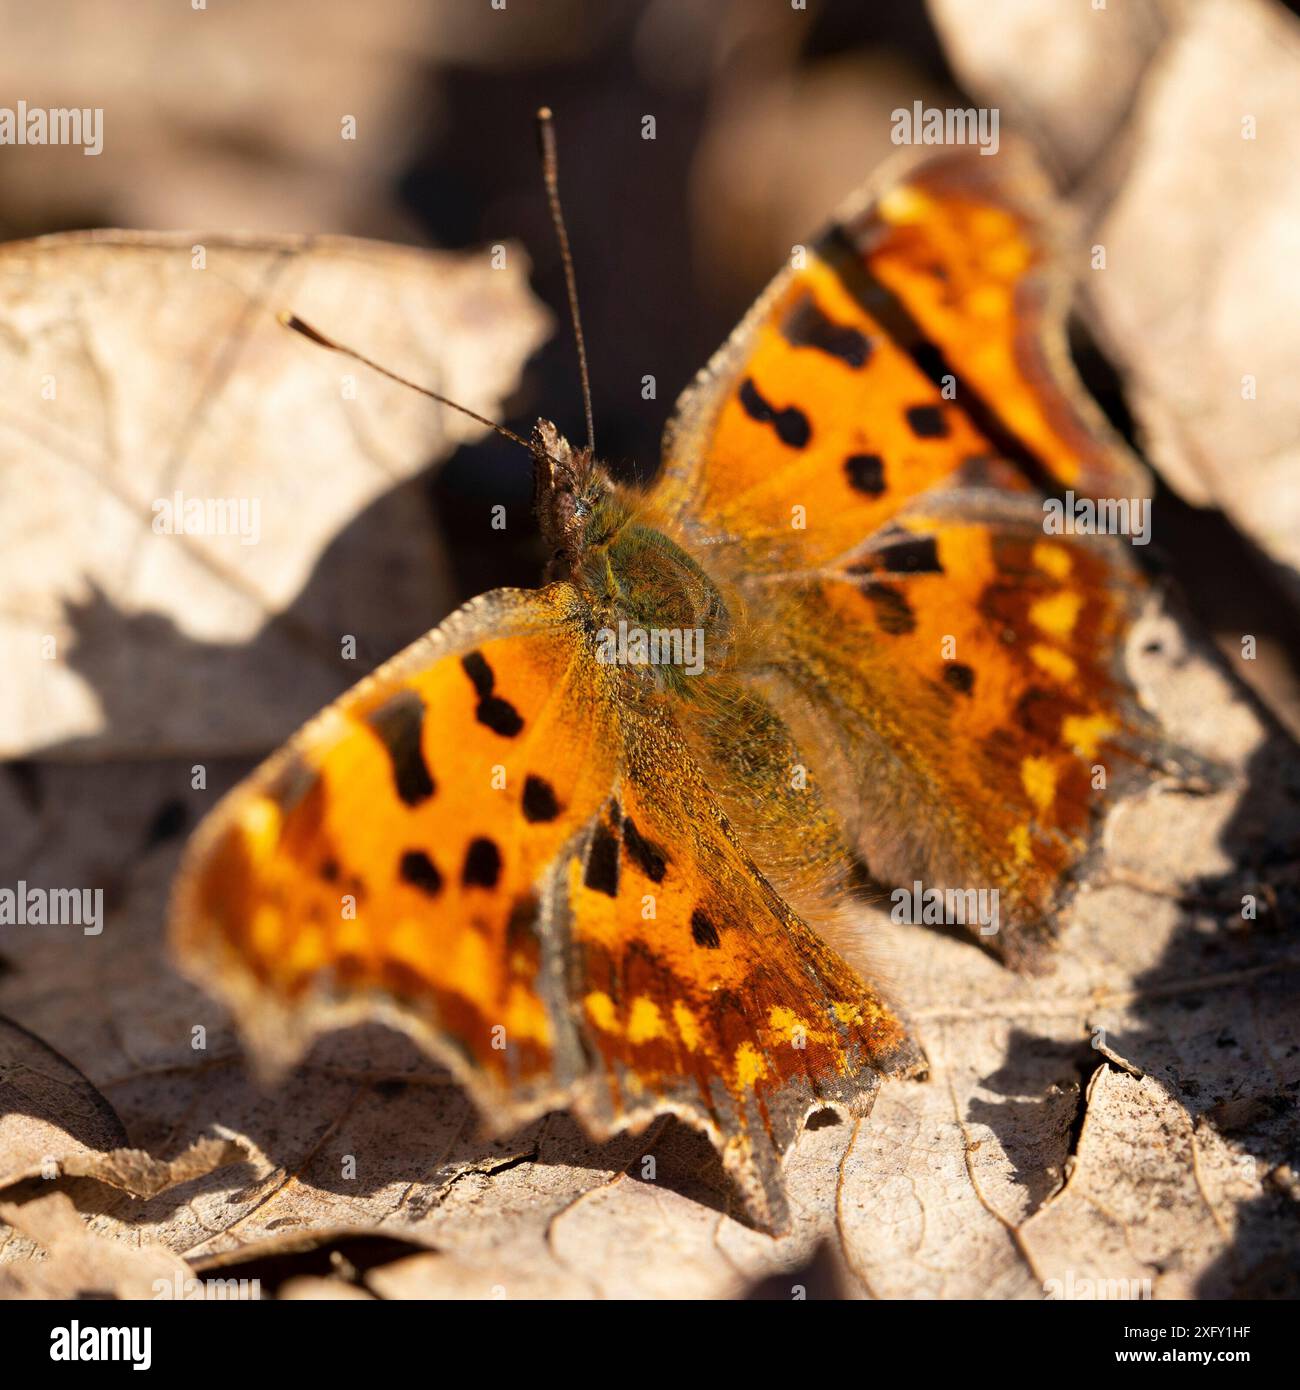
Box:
left=52, top=1137, right=247, bottom=1200
left=0, top=231, right=549, bottom=759
left=1, top=1020, right=247, bottom=1195
left=0, top=1014, right=128, bottom=1186
left=0, top=1192, right=193, bottom=1300
left=928, top=0, right=1167, bottom=183
left=929, top=0, right=1300, bottom=607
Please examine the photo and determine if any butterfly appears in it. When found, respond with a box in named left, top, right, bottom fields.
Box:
left=171, top=115, right=1168, bottom=1231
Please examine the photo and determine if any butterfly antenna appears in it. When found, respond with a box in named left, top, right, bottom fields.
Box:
left=536, top=106, right=595, bottom=458
left=277, top=312, right=531, bottom=451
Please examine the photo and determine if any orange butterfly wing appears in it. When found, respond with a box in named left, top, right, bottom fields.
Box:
left=172, top=584, right=918, bottom=1228
left=647, top=143, right=1165, bottom=963
left=656, top=143, right=1146, bottom=558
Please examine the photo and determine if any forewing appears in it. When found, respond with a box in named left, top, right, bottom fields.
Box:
left=654, top=142, right=1148, bottom=568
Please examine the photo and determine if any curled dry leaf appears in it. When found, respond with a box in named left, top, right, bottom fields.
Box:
left=0, top=1013, right=129, bottom=1188
left=50, top=1136, right=248, bottom=1201
left=0, top=1011, right=246, bottom=1196
left=0, top=231, right=550, bottom=759
left=0, top=1192, right=193, bottom=1300
left=0, top=0, right=446, bottom=238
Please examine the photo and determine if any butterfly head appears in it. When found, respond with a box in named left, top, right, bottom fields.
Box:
left=527, top=420, right=735, bottom=691
left=531, top=417, right=615, bottom=580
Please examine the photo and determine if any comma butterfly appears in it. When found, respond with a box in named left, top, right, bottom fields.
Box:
left=171, top=113, right=1176, bottom=1229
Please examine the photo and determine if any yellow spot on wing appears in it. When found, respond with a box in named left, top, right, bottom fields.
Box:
left=968, top=285, right=1009, bottom=318
left=584, top=991, right=618, bottom=1033
left=734, top=1041, right=768, bottom=1088
left=1007, top=824, right=1034, bottom=866
left=446, top=928, right=490, bottom=999
left=971, top=207, right=1014, bottom=240
left=987, top=241, right=1031, bottom=277
left=672, top=1002, right=701, bottom=1052
left=1030, top=643, right=1077, bottom=682
left=627, top=996, right=666, bottom=1045
left=1063, top=713, right=1116, bottom=759
left=336, top=915, right=370, bottom=960
left=1031, top=541, right=1073, bottom=580
left=1020, top=755, right=1058, bottom=816
left=835, top=998, right=884, bottom=1028
left=387, top=919, right=433, bottom=977
left=1030, top=590, right=1083, bottom=638
left=768, top=1004, right=805, bottom=1036
left=284, top=924, right=325, bottom=975
left=505, top=983, right=552, bottom=1045
left=768, top=1003, right=835, bottom=1051
left=878, top=186, right=932, bottom=225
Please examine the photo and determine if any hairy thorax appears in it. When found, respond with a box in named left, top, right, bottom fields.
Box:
left=569, top=486, right=735, bottom=695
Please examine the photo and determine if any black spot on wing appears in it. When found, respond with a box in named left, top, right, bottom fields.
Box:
left=364, top=691, right=435, bottom=806
left=462, top=837, right=502, bottom=888
left=461, top=651, right=524, bottom=737
left=865, top=584, right=916, bottom=635
left=875, top=534, right=943, bottom=574
left=690, top=908, right=721, bottom=950
left=905, top=404, right=949, bottom=439
left=522, top=774, right=560, bottom=823
left=400, top=849, right=444, bottom=896
left=944, top=662, right=976, bottom=695
left=584, top=813, right=621, bottom=898
left=782, top=293, right=871, bottom=368
left=622, top=816, right=667, bottom=883
left=460, top=651, right=495, bottom=698
left=844, top=453, right=886, bottom=496
left=739, top=377, right=811, bottom=449
left=477, top=696, right=523, bottom=737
